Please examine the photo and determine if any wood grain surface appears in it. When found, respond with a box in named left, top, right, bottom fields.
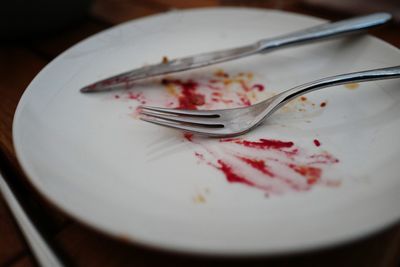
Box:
left=1, top=1, right=399, bottom=266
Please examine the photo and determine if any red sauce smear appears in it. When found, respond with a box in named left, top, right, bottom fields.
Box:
left=184, top=133, right=193, bottom=142
left=238, top=157, right=275, bottom=177
left=289, top=164, right=321, bottom=185
left=221, top=138, right=294, bottom=149
left=217, top=159, right=255, bottom=186
left=189, top=137, right=339, bottom=194
left=252, top=84, right=265, bottom=92
left=162, top=79, right=205, bottom=109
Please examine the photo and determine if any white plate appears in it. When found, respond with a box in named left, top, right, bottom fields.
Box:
left=13, top=8, right=400, bottom=256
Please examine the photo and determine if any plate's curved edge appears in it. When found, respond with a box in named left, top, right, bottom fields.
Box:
left=11, top=7, right=400, bottom=256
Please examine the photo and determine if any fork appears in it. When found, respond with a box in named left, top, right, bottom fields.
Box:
left=139, top=66, right=400, bottom=137
left=0, top=171, right=63, bottom=267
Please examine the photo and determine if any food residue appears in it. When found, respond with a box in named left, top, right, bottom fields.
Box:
left=186, top=136, right=339, bottom=194
left=193, top=194, right=206, bottom=203
left=111, top=69, right=341, bottom=196
left=162, top=79, right=205, bottom=109
left=214, top=69, right=229, bottom=78
left=344, top=83, right=359, bottom=90
left=184, top=133, right=194, bottom=142
left=162, top=56, right=169, bottom=64
left=313, top=139, right=321, bottom=147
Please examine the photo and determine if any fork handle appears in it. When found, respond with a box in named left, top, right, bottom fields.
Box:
left=0, top=173, right=64, bottom=267
left=273, top=66, right=400, bottom=110
left=258, top=13, right=392, bottom=52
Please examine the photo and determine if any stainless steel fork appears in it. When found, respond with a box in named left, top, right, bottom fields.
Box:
left=139, top=66, right=400, bottom=137
left=0, top=171, right=63, bottom=267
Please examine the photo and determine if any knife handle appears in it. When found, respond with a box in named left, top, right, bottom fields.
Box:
left=258, top=12, right=392, bottom=53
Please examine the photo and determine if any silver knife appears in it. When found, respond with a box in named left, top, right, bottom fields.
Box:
left=80, top=12, right=391, bottom=93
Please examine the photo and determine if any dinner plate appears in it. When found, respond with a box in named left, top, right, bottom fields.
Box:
left=13, top=8, right=400, bottom=256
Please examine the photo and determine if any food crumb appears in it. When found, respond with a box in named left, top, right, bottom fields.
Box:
left=162, top=56, right=169, bottom=64
left=184, top=133, right=193, bottom=142
left=313, top=139, right=321, bottom=147
left=300, top=96, right=307, bottom=101
left=320, top=101, right=327, bottom=108
left=214, top=69, right=229, bottom=78
left=344, top=83, right=359, bottom=90
left=193, top=194, right=206, bottom=204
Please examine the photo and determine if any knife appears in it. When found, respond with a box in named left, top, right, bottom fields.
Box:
left=80, top=12, right=391, bottom=93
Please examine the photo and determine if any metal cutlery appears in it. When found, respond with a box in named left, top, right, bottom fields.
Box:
left=0, top=171, right=63, bottom=267
left=139, top=66, right=400, bottom=137
left=80, top=12, right=391, bottom=93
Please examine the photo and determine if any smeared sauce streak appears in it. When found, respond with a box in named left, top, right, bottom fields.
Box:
left=221, top=138, right=294, bottom=149
left=190, top=137, right=340, bottom=194
left=238, top=157, right=275, bottom=177
left=217, top=159, right=255, bottom=186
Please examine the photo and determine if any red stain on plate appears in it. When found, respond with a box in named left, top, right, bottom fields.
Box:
left=217, top=159, right=256, bottom=186
left=313, top=139, right=321, bottom=147
left=183, top=133, right=194, bottom=142
left=187, top=136, right=339, bottom=194
left=162, top=79, right=205, bottom=109
left=110, top=69, right=340, bottom=195
left=221, top=138, right=294, bottom=149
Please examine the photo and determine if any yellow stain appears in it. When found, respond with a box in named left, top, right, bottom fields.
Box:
left=165, top=83, right=178, bottom=96
left=214, top=69, right=228, bottom=78
left=344, top=83, right=359, bottom=90
left=223, top=79, right=232, bottom=85
left=193, top=194, right=206, bottom=204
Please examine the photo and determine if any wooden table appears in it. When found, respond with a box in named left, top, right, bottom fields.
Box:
left=1, top=1, right=399, bottom=266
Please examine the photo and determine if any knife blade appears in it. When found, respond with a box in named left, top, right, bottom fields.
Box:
left=80, top=12, right=391, bottom=93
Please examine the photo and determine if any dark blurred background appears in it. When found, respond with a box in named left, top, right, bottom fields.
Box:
left=1, top=0, right=399, bottom=41
left=1, top=0, right=92, bottom=40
